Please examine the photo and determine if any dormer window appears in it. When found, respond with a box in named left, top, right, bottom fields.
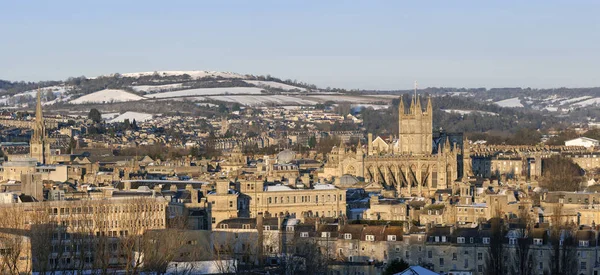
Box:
left=286, top=226, right=294, bottom=232
left=533, top=238, right=543, bottom=245
left=344, top=233, right=352, bottom=240
left=483, top=237, right=490, bottom=244
left=300, top=232, right=309, bottom=238
left=220, top=224, right=228, bottom=229
left=387, top=235, right=397, bottom=241
left=579, top=240, right=589, bottom=247
left=366, top=235, right=375, bottom=241
left=263, top=226, right=271, bottom=231
left=321, top=232, right=331, bottom=238
left=457, top=237, right=465, bottom=244
left=509, top=238, right=517, bottom=245
left=242, top=224, right=251, bottom=229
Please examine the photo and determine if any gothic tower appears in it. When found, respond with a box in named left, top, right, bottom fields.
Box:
left=30, top=90, right=50, bottom=164
left=398, top=95, right=433, bottom=155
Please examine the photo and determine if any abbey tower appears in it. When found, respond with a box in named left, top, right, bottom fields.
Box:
left=398, top=95, right=433, bottom=155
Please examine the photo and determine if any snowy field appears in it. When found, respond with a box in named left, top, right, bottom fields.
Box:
left=559, top=96, right=592, bottom=105
left=571, top=98, right=600, bottom=107
left=207, top=95, right=318, bottom=106
left=306, top=95, right=393, bottom=103
left=115, top=70, right=245, bottom=79
left=494, top=97, right=523, bottom=108
left=147, top=87, right=265, bottom=98
left=101, top=113, right=120, bottom=120
left=443, top=109, right=498, bottom=116
left=352, top=104, right=389, bottom=110
left=131, top=83, right=184, bottom=93
left=109, top=112, right=155, bottom=123
left=70, top=89, right=145, bottom=104
left=244, top=80, right=307, bottom=91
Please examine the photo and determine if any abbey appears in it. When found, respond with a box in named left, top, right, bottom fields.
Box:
left=322, top=95, right=469, bottom=197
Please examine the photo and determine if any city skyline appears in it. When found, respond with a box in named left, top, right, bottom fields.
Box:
left=1, top=0, right=599, bottom=90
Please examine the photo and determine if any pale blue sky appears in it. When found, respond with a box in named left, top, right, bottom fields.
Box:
left=1, top=0, right=598, bottom=90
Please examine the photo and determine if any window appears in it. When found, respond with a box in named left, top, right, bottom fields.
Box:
left=580, top=240, right=590, bottom=247
left=464, top=259, right=469, bottom=268
left=538, top=262, right=543, bottom=270
left=286, top=226, right=294, bottom=232
left=344, top=233, right=352, bottom=240
left=477, top=252, right=483, bottom=260
left=439, top=258, right=444, bottom=267
left=457, top=237, right=465, bottom=243
left=387, top=235, right=397, bottom=241
left=321, top=232, right=331, bottom=238
left=509, top=238, right=517, bottom=245
left=405, top=251, right=409, bottom=259
left=435, top=236, right=439, bottom=242
left=470, top=237, right=474, bottom=243
left=264, top=226, right=271, bottom=231
left=242, top=224, right=251, bottom=229
left=478, top=265, right=483, bottom=272
left=220, top=224, right=228, bottom=229
left=300, top=232, right=309, bottom=238
left=483, top=237, right=490, bottom=244
left=428, top=251, right=432, bottom=258
left=581, top=261, right=587, bottom=270
left=442, top=236, right=447, bottom=242
left=534, top=238, right=543, bottom=245
left=366, top=235, right=375, bottom=241
left=452, top=253, right=457, bottom=260
left=211, top=217, right=215, bottom=224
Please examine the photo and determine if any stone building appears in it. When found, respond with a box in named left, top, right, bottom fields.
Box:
left=322, top=96, right=465, bottom=197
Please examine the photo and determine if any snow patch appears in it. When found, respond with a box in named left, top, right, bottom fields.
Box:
left=109, top=112, right=155, bottom=123
left=443, top=109, right=498, bottom=116
left=131, top=83, right=184, bottom=93
left=572, top=98, right=600, bottom=107
left=70, top=89, right=145, bottom=104
left=494, top=97, right=523, bottom=108
left=207, top=95, right=317, bottom=106
left=147, top=87, right=265, bottom=98
left=244, top=80, right=307, bottom=91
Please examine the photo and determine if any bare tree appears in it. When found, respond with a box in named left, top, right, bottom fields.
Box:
left=485, top=214, right=507, bottom=275
left=549, top=204, right=577, bottom=275
left=511, top=205, right=534, bottom=275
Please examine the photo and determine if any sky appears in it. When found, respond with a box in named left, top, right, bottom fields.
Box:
left=1, top=0, right=599, bottom=90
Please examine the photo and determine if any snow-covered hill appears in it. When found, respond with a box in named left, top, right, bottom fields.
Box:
left=70, top=89, right=145, bottom=104
left=104, top=70, right=246, bottom=80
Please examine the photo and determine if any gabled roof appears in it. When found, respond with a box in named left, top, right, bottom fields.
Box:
left=395, top=266, right=439, bottom=275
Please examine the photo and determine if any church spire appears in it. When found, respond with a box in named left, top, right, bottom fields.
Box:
left=399, top=96, right=405, bottom=115
left=415, top=94, right=422, bottom=115
left=33, top=89, right=45, bottom=142
left=427, top=96, right=432, bottom=114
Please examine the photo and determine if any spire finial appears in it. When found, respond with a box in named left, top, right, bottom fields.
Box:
left=414, top=81, right=418, bottom=106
